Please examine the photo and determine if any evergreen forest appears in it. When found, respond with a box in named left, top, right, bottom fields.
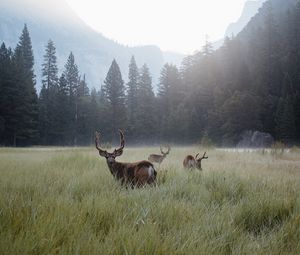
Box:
left=1, top=0, right=300, bottom=146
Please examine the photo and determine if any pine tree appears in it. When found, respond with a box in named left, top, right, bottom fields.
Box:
left=275, top=74, right=296, bottom=144
left=56, top=74, right=70, bottom=145
left=221, top=91, right=262, bottom=145
left=12, top=24, right=39, bottom=146
left=275, top=96, right=296, bottom=144
left=135, top=64, right=156, bottom=142
left=157, top=63, right=184, bottom=141
left=76, top=75, right=91, bottom=145
left=64, top=52, right=79, bottom=98
left=42, top=40, right=58, bottom=90
left=285, top=3, right=300, bottom=141
left=39, top=39, right=59, bottom=144
left=97, top=86, right=111, bottom=140
left=254, top=2, right=282, bottom=135
left=77, top=74, right=89, bottom=97
left=38, top=84, right=48, bottom=144
left=102, top=59, right=126, bottom=140
left=0, top=43, right=14, bottom=145
left=202, top=36, right=213, bottom=56
left=87, top=88, right=100, bottom=143
left=63, top=52, right=79, bottom=145
left=126, top=56, right=139, bottom=139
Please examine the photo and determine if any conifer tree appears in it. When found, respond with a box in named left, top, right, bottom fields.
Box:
left=76, top=75, right=91, bottom=145
left=126, top=56, right=139, bottom=138
left=12, top=24, right=39, bottom=146
left=202, top=36, right=213, bottom=56
left=63, top=52, right=79, bottom=145
left=275, top=96, right=296, bottom=144
left=64, top=52, right=79, bottom=98
left=102, top=59, right=126, bottom=140
left=39, top=39, right=59, bottom=144
left=56, top=74, right=70, bottom=145
left=275, top=74, right=296, bottom=143
left=77, top=74, right=89, bottom=97
left=87, top=88, right=100, bottom=143
left=42, top=40, right=58, bottom=90
left=135, top=64, right=156, bottom=142
left=0, top=43, right=14, bottom=145
left=157, top=63, right=184, bottom=140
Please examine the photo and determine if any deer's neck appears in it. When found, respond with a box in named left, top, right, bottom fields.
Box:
left=106, top=160, right=125, bottom=178
left=196, top=160, right=202, bottom=170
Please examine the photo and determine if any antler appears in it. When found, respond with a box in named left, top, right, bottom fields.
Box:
left=113, top=129, right=125, bottom=157
left=195, top=152, right=208, bottom=160
left=161, top=144, right=170, bottom=155
left=95, top=131, right=108, bottom=157
left=199, top=152, right=208, bottom=160
left=160, top=146, right=164, bottom=154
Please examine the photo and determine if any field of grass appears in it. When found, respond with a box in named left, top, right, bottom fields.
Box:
left=0, top=146, right=300, bottom=254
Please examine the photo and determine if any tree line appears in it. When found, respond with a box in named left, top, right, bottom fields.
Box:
left=0, top=1, right=300, bottom=147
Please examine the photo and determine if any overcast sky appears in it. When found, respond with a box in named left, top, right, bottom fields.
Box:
left=65, top=0, right=250, bottom=54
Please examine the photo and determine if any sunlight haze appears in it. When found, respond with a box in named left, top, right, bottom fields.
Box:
left=65, top=0, right=252, bottom=54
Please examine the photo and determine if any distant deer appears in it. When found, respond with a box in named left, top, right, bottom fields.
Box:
left=148, top=145, right=171, bottom=166
left=183, top=152, right=208, bottom=170
left=95, top=130, right=157, bottom=187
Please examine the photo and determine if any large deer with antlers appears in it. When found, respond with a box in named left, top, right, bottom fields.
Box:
left=95, top=130, right=157, bottom=187
left=148, top=145, right=170, bottom=166
left=183, top=152, right=208, bottom=170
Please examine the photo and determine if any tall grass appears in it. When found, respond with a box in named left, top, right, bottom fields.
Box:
left=0, top=147, right=299, bottom=254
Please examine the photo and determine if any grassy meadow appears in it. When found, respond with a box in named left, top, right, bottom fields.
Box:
left=0, top=146, right=300, bottom=254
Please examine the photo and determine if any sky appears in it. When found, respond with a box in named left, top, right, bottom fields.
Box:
left=65, top=0, right=250, bottom=54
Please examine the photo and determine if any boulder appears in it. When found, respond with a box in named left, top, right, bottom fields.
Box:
left=237, top=130, right=274, bottom=148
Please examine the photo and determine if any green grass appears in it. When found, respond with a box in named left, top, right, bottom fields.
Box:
left=0, top=147, right=300, bottom=254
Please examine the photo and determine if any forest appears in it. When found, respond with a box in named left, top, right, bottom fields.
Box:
left=0, top=0, right=300, bottom=147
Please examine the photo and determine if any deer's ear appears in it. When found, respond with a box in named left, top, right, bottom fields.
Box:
left=99, top=150, right=108, bottom=157
left=114, top=149, right=123, bottom=157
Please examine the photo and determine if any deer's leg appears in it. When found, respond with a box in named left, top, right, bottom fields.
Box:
left=121, top=177, right=126, bottom=186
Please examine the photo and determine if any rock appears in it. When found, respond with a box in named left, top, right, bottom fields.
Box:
left=237, top=130, right=274, bottom=148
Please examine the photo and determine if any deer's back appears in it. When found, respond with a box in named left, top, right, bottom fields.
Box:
left=183, top=155, right=196, bottom=169
left=148, top=154, right=163, bottom=163
left=125, top=160, right=157, bottom=186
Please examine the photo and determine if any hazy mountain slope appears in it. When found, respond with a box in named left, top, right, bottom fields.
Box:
left=213, top=0, right=266, bottom=49
left=225, top=0, right=266, bottom=37
left=238, top=0, right=300, bottom=40
left=0, top=0, right=183, bottom=89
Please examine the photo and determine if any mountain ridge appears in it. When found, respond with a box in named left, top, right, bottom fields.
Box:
left=225, top=0, right=266, bottom=37
left=213, top=0, right=266, bottom=49
left=0, top=0, right=183, bottom=90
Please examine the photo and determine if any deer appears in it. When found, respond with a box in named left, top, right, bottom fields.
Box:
left=95, top=130, right=157, bottom=188
left=148, top=145, right=171, bottom=166
left=183, top=152, right=208, bottom=170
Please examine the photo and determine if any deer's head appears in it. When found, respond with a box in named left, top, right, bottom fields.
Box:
left=160, top=145, right=171, bottom=157
left=95, top=130, right=125, bottom=164
left=195, top=152, right=208, bottom=170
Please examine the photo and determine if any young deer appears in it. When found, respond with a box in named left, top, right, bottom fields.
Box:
left=183, top=152, right=208, bottom=170
left=95, top=130, right=157, bottom=187
left=148, top=145, right=171, bottom=166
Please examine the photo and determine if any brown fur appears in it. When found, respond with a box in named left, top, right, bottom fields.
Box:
left=148, top=145, right=170, bottom=165
left=183, top=152, right=208, bottom=170
left=106, top=160, right=156, bottom=187
left=95, top=130, right=157, bottom=188
left=148, top=154, right=166, bottom=165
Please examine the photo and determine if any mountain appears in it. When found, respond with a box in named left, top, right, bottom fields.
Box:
left=0, top=0, right=184, bottom=90
left=213, top=0, right=266, bottom=49
left=225, top=0, right=266, bottom=37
